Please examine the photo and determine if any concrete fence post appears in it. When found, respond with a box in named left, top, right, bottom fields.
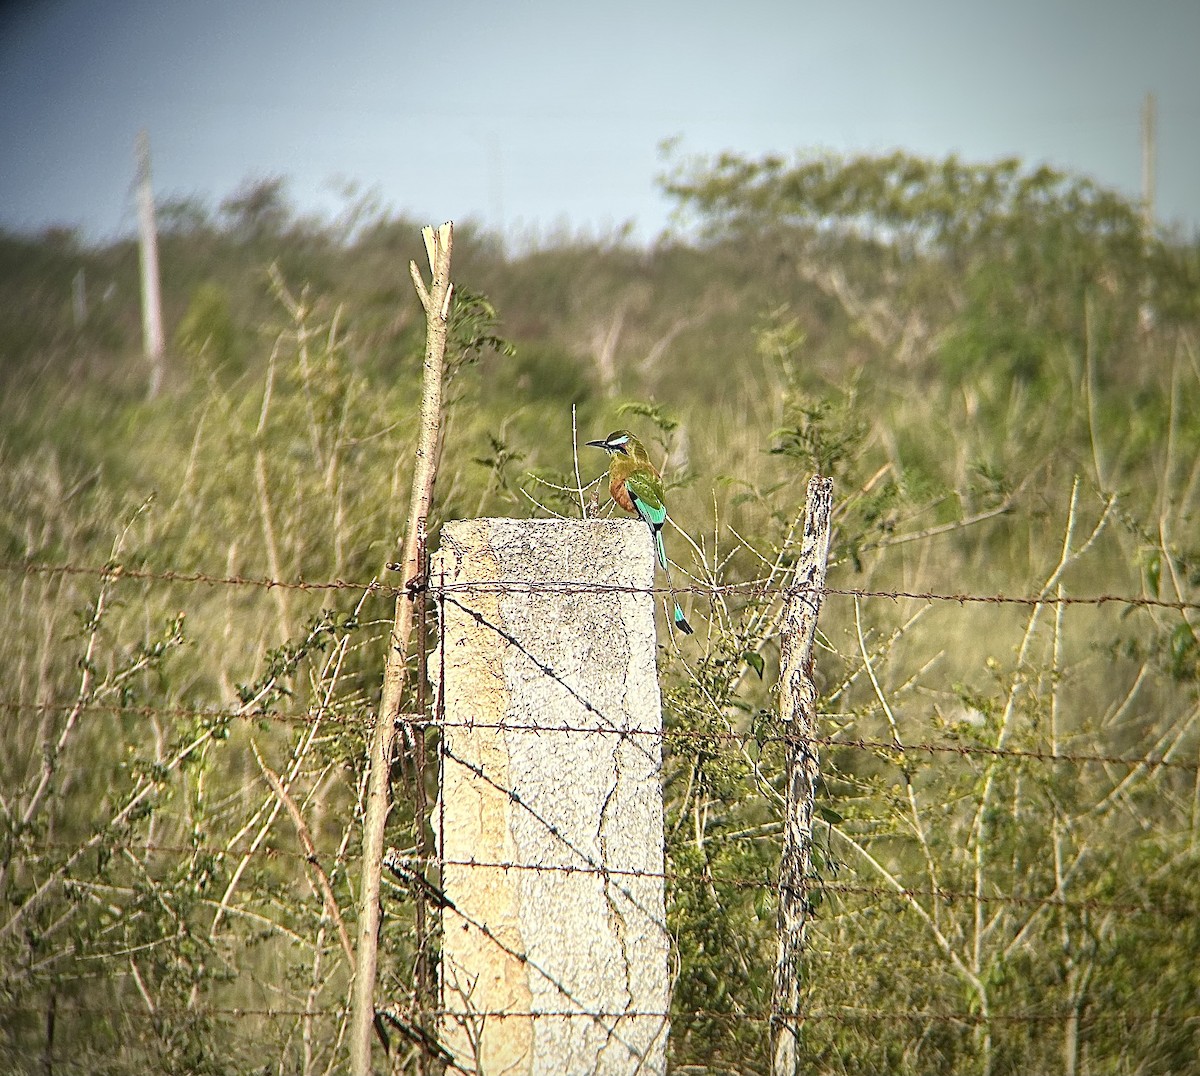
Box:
left=432, top=517, right=671, bottom=1076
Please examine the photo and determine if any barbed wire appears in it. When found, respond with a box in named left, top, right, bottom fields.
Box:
left=19, top=837, right=1192, bottom=919
left=4, top=556, right=1197, bottom=1057
left=439, top=859, right=1192, bottom=918
left=5, top=560, right=1198, bottom=611
left=432, top=716, right=1200, bottom=773
left=0, top=1000, right=1192, bottom=1029
left=430, top=578, right=1200, bottom=613
left=1, top=560, right=380, bottom=594
left=4, top=698, right=1196, bottom=772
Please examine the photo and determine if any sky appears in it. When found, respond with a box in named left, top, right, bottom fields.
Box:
left=1, top=0, right=1198, bottom=246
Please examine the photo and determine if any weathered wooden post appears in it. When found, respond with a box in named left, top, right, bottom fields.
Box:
left=432, top=517, right=671, bottom=1076
left=772, top=476, right=834, bottom=1076
left=134, top=130, right=164, bottom=398
left=351, top=222, right=454, bottom=1076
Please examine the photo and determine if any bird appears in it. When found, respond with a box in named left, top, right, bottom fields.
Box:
left=586, top=429, right=693, bottom=635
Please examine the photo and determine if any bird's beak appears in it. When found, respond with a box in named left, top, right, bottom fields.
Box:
left=585, top=439, right=608, bottom=448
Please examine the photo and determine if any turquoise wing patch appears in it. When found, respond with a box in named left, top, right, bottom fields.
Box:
left=625, top=471, right=665, bottom=521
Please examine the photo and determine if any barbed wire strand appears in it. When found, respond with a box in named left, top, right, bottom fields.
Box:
left=5, top=560, right=1197, bottom=611
left=21, top=838, right=1192, bottom=919
left=3, top=698, right=1195, bottom=772
left=0, top=1001, right=1191, bottom=1028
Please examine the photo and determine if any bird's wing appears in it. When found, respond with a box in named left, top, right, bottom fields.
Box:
left=625, top=470, right=669, bottom=568
left=625, top=470, right=666, bottom=524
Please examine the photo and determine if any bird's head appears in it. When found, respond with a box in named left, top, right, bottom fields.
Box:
left=586, top=429, right=649, bottom=462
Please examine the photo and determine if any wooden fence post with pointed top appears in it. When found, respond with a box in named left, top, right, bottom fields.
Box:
left=771, top=476, right=834, bottom=1076
left=135, top=130, right=164, bottom=398
left=350, top=222, right=453, bottom=1076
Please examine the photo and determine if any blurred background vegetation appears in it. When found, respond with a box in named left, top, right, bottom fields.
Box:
left=1, top=151, right=1198, bottom=1074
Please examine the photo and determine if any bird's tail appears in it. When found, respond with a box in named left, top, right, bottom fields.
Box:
left=661, top=553, right=693, bottom=636
left=654, top=528, right=668, bottom=571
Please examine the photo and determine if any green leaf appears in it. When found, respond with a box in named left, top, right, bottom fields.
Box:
left=1144, top=549, right=1162, bottom=595
left=742, top=650, right=765, bottom=678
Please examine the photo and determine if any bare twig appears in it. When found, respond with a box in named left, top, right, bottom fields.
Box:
left=254, top=745, right=355, bottom=968
left=571, top=404, right=586, bottom=518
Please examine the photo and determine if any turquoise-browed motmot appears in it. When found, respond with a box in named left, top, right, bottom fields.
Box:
left=586, top=429, right=694, bottom=635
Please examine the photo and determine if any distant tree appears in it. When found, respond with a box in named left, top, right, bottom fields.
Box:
left=36, top=224, right=81, bottom=251
left=220, top=175, right=292, bottom=241
left=157, top=194, right=213, bottom=236
left=661, top=149, right=1144, bottom=260
left=660, top=149, right=1198, bottom=384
